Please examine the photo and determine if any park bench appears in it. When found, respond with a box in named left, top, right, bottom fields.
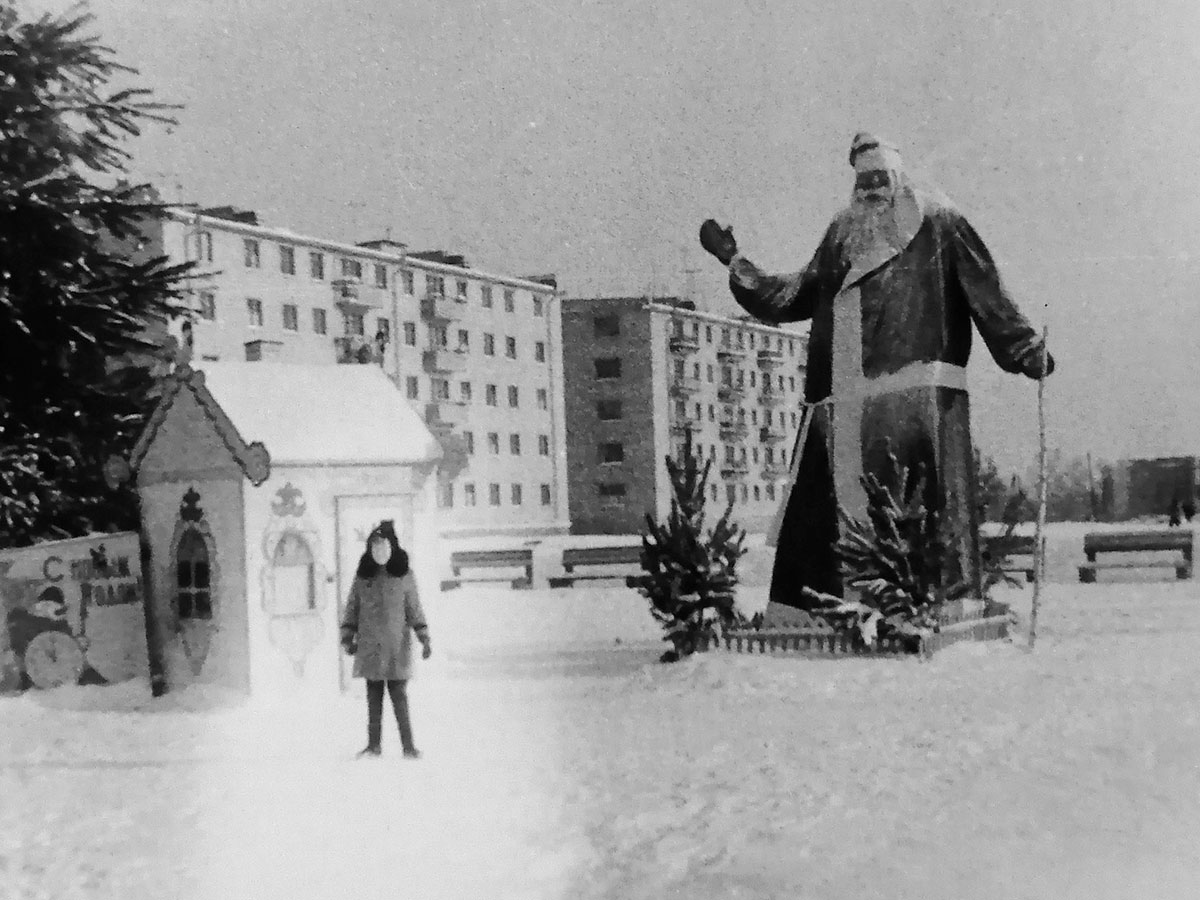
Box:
left=1077, top=529, right=1193, bottom=583
left=548, top=544, right=644, bottom=588
left=440, top=548, right=534, bottom=591
left=981, top=534, right=1042, bottom=582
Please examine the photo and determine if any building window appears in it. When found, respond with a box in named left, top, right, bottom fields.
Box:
left=598, top=483, right=626, bottom=499
left=710, top=484, right=718, bottom=501
left=593, top=314, right=620, bottom=337
left=282, top=303, right=298, bottom=331
left=741, top=484, right=749, bottom=502
left=425, top=273, right=444, bottom=297
left=247, top=298, right=263, bottom=327
left=405, top=376, right=419, bottom=399
left=535, top=341, right=546, bottom=363
left=483, top=333, right=495, bottom=356
left=243, top=239, right=260, bottom=268
left=399, top=270, right=413, bottom=293
left=345, top=312, right=364, bottom=336
left=485, top=384, right=498, bottom=406
left=309, top=251, right=324, bottom=279
left=505, top=336, right=517, bottom=359
left=726, top=485, right=737, bottom=504
left=705, top=325, right=712, bottom=343
left=503, top=288, right=515, bottom=312
left=509, top=434, right=521, bottom=454
left=403, top=321, right=417, bottom=346
left=432, top=378, right=450, bottom=401
left=457, top=329, right=469, bottom=350
left=766, top=483, right=776, bottom=501
left=597, top=399, right=622, bottom=421
left=438, top=483, right=453, bottom=509
left=197, top=291, right=216, bottom=321
left=341, top=258, right=363, bottom=280
left=539, top=435, right=550, bottom=456
left=489, top=484, right=501, bottom=506
left=598, top=441, right=624, bottom=463
left=376, top=318, right=390, bottom=343
left=511, top=484, right=523, bottom=505
left=753, top=485, right=761, bottom=501
left=487, top=432, right=500, bottom=454
left=456, top=279, right=468, bottom=301
left=594, top=358, right=621, bottom=379
left=464, top=432, right=475, bottom=454
left=707, top=364, right=714, bottom=383
left=536, top=388, right=548, bottom=410
left=460, top=381, right=472, bottom=403
left=540, top=484, right=551, bottom=506
left=464, top=483, right=476, bottom=506
left=175, top=530, right=212, bottom=620
left=507, top=385, right=519, bottom=408
left=432, top=325, right=449, bottom=348
left=193, top=231, right=213, bottom=263
left=279, top=245, right=296, bottom=275
left=374, top=264, right=388, bottom=289
left=533, top=296, right=544, bottom=317
left=481, top=285, right=493, bottom=308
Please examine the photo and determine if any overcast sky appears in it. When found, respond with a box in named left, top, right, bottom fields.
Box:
left=27, top=0, right=1200, bottom=477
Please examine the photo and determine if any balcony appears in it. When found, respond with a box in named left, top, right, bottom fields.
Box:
left=758, top=390, right=787, bottom=408
left=424, top=400, right=469, bottom=432
left=668, top=333, right=700, bottom=354
left=761, top=462, right=790, bottom=481
left=717, top=384, right=747, bottom=403
left=720, top=460, right=750, bottom=480
left=717, top=344, right=748, bottom=362
left=757, top=348, right=785, bottom=368
left=334, top=336, right=381, bottom=365
left=669, top=412, right=703, bottom=435
left=718, top=419, right=749, bottom=441
left=420, top=293, right=465, bottom=321
left=669, top=376, right=703, bottom=396
left=759, top=425, right=787, bottom=443
left=422, top=348, right=469, bottom=373
left=332, top=279, right=382, bottom=310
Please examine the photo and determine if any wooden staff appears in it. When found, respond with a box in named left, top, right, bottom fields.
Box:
left=1028, top=324, right=1049, bottom=650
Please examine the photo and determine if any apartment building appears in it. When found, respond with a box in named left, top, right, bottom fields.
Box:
left=561, top=296, right=807, bottom=535
left=140, top=206, right=569, bottom=539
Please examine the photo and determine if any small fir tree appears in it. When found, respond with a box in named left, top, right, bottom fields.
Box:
left=638, top=428, right=747, bottom=662
left=804, top=448, right=969, bottom=649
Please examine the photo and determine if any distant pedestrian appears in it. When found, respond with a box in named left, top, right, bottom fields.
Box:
left=1168, top=496, right=1182, bottom=527
left=340, top=521, right=431, bottom=759
left=1183, top=498, right=1196, bottom=523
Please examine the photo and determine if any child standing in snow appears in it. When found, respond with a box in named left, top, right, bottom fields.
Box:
left=340, top=521, right=431, bottom=759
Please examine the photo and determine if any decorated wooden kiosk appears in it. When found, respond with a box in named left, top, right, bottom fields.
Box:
left=110, top=362, right=442, bottom=696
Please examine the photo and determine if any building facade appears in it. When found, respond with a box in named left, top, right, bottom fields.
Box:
left=561, top=296, right=808, bottom=534
left=141, top=207, right=569, bottom=539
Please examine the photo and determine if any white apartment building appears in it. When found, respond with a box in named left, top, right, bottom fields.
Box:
left=143, top=207, right=569, bottom=539
left=561, top=296, right=808, bottom=535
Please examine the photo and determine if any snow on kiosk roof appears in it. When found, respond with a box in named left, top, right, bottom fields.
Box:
left=194, top=362, right=442, bottom=467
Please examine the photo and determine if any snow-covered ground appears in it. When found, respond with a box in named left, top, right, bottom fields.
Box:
left=4, top=524, right=1200, bottom=899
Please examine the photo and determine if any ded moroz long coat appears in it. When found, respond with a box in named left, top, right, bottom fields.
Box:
left=340, top=571, right=428, bottom=681
left=728, top=189, right=1048, bottom=617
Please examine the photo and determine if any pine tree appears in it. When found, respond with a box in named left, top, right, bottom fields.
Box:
left=638, top=427, right=747, bottom=662
left=0, top=8, right=191, bottom=546
left=804, top=448, right=968, bottom=648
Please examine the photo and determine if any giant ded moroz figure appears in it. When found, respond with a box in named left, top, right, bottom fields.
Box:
left=700, top=133, right=1053, bottom=621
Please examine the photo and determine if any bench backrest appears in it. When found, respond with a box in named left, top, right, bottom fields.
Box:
left=562, top=545, right=643, bottom=567
left=450, top=548, right=533, bottom=567
left=1083, top=530, right=1193, bottom=555
left=982, top=535, right=1037, bottom=556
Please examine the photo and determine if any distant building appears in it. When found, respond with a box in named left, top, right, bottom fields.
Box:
left=560, top=296, right=807, bottom=534
left=1102, top=456, right=1199, bottom=520
left=130, top=206, right=569, bottom=539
